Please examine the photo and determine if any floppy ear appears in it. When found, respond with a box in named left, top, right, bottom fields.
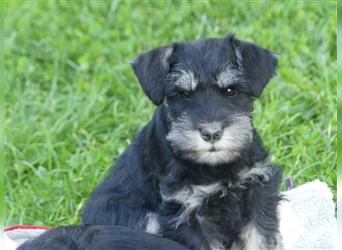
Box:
left=131, top=44, right=175, bottom=105
left=229, top=34, right=278, bottom=97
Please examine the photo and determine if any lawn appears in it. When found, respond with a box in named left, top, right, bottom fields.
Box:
left=5, top=1, right=336, bottom=227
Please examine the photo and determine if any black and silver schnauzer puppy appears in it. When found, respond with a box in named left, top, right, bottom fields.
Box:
left=82, top=34, right=283, bottom=250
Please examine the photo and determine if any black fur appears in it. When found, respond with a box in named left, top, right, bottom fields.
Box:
left=17, top=225, right=189, bottom=250
left=82, top=34, right=283, bottom=250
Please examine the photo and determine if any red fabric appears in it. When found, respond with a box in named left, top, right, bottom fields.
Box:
left=5, top=225, right=51, bottom=232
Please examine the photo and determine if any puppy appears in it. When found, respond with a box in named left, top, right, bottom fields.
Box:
left=17, top=225, right=189, bottom=250
left=82, top=33, right=283, bottom=250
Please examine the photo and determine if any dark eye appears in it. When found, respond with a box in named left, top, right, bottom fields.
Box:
left=226, top=87, right=237, bottom=97
left=177, top=91, right=191, bottom=99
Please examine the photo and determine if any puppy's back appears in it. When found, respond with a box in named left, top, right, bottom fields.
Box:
left=18, top=224, right=189, bottom=250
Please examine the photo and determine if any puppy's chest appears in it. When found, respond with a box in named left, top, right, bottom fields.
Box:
left=161, top=183, right=248, bottom=248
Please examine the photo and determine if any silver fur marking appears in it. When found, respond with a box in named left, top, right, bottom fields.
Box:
left=216, top=60, right=243, bottom=88
left=209, top=240, right=226, bottom=250
left=169, top=66, right=197, bottom=91
left=162, top=46, right=173, bottom=68
left=238, top=221, right=284, bottom=250
left=240, top=221, right=266, bottom=250
left=144, top=212, right=160, bottom=235
left=161, top=183, right=222, bottom=227
left=236, top=162, right=274, bottom=187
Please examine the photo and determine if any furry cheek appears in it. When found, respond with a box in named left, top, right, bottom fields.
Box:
left=166, top=117, right=210, bottom=153
left=215, top=115, right=253, bottom=151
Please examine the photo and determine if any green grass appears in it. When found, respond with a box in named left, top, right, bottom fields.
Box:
left=5, top=1, right=336, bottom=227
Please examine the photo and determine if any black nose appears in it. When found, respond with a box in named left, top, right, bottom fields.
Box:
left=200, top=127, right=223, bottom=143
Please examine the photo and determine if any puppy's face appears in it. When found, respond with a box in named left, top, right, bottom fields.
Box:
left=131, top=34, right=278, bottom=166
left=164, top=77, right=253, bottom=166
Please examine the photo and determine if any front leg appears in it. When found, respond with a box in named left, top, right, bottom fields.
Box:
left=234, top=165, right=284, bottom=250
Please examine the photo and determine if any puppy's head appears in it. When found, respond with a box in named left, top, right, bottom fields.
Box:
left=131, top=34, right=278, bottom=166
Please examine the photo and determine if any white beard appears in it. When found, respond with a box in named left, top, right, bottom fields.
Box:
left=167, top=115, right=253, bottom=166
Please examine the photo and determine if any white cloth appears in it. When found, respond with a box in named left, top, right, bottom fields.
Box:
left=279, top=180, right=337, bottom=250
left=3, top=228, right=47, bottom=250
